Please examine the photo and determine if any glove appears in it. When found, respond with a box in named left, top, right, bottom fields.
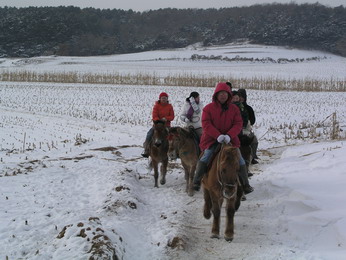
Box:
left=189, top=96, right=195, bottom=103
left=217, top=135, right=231, bottom=144
left=161, top=117, right=167, bottom=122
left=184, top=118, right=190, bottom=123
left=223, top=135, right=231, bottom=144
left=217, top=135, right=225, bottom=143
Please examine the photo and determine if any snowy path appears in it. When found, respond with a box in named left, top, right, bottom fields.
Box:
left=164, top=146, right=306, bottom=260
left=1, top=135, right=292, bottom=259
left=2, top=107, right=346, bottom=259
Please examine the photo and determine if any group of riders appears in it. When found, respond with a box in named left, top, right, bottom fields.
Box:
left=141, top=82, right=259, bottom=195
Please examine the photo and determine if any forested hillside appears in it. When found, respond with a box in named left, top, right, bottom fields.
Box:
left=1, top=3, right=345, bottom=57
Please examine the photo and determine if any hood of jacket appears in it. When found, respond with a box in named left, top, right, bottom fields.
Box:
left=238, top=88, right=247, bottom=102
left=212, top=82, right=232, bottom=103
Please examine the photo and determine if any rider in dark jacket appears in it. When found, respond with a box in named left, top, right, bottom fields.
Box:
left=237, top=89, right=259, bottom=164
left=237, top=89, right=255, bottom=125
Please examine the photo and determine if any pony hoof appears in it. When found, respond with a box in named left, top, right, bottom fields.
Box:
left=160, top=179, right=166, bottom=185
left=203, top=212, right=211, bottom=219
left=210, top=234, right=220, bottom=239
left=203, top=208, right=211, bottom=219
left=224, top=236, right=233, bottom=242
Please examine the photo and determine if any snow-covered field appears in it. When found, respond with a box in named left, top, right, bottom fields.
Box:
left=1, top=44, right=346, bottom=260
left=1, top=43, right=346, bottom=81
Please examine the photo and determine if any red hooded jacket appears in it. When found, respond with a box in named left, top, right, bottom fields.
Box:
left=200, top=82, right=243, bottom=150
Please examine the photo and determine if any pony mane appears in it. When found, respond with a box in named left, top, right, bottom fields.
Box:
left=223, top=145, right=239, bottom=169
left=153, top=120, right=166, bottom=125
left=168, top=126, right=179, bottom=134
left=168, top=126, right=193, bottom=138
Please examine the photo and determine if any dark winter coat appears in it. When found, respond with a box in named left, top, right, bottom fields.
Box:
left=238, top=89, right=256, bottom=125
left=233, top=101, right=249, bottom=128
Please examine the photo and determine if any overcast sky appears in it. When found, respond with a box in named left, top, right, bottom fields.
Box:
left=0, top=0, right=344, bottom=11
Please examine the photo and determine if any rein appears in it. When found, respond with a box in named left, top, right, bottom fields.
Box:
left=216, top=143, right=237, bottom=200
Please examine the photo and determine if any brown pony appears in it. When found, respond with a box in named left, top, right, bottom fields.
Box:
left=202, top=143, right=243, bottom=241
left=149, top=120, right=169, bottom=188
left=167, top=127, right=199, bottom=196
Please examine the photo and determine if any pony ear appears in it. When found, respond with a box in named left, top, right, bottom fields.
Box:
left=177, top=127, right=184, bottom=135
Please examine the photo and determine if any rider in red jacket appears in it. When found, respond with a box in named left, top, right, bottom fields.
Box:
left=199, top=83, right=242, bottom=151
left=141, top=92, right=175, bottom=157
left=193, top=82, right=254, bottom=194
left=152, top=93, right=174, bottom=127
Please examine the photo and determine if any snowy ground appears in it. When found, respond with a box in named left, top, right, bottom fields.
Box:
left=1, top=44, right=346, bottom=259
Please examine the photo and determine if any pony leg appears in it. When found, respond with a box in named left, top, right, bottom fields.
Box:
left=210, top=196, right=223, bottom=239
left=187, top=164, right=196, bottom=197
left=181, top=161, right=190, bottom=193
left=160, top=158, right=168, bottom=185
left=224, top=199, right=236, bottom=242
left=182, top=161, right=194, bottom=196
left=152, top=160, right=159, bottom=188
left=235, top=182, right=243, bottom=211
left=203, top=188, right=212, bottom=219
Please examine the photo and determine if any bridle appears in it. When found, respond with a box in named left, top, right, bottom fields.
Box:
left=216, top=143, right=238, bottom=200
left=168, top=130, right=187, bottom=152
left=167, top=132, right=180, bottom=158
left=153, top=124, right=168, bottom=147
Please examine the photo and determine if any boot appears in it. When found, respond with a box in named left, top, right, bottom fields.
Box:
left=193, top=161, right=208, bottom=191
left=243, top=184, right=254, bottom=194
left=238, top=165, right=254, bottom=194
left=141, top=140, right=150, bottom=158
left=251, top=158, right=259, bottom=164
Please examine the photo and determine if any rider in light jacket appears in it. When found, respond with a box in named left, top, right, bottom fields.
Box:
left=180, top=91, right=203, bottom=138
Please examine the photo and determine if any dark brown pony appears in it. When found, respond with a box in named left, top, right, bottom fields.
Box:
left=167, top=127, right=199, bottom=196
left=202, top=143, right=243, bottom=241
left=239, top=133, right=254, bottom=168
left=149, top=120, right=169, bottom=188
